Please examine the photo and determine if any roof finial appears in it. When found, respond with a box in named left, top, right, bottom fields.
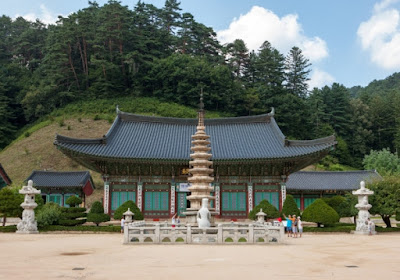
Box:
left=116, top=105, right=120, bottom=114
left=199, top=87, right=204, bottom=111
left=198, top=87, right=205, bottom=127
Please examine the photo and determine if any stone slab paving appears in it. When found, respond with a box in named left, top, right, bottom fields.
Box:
left=0, top=233, right=399, bottom=279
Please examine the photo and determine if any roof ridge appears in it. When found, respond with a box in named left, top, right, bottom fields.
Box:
left=286, top=135, right=336, bottom=146
left=118, top=110, right=273, bottom=125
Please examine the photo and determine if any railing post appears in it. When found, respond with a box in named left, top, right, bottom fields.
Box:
left=187, top=225, right=192, bottom=244
left=249, top=224, right=254, bottom=243
left=155, top=224, right=160, bottom=243
left=123, top=223, right=129, bottom=244
left=218, top=224, right=223, bottom=243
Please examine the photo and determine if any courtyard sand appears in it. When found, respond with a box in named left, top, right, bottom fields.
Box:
left=0, top=233, right=399, bottom=280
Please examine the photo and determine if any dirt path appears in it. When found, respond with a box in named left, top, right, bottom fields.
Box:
left=1, top=233, right=399, bottom=279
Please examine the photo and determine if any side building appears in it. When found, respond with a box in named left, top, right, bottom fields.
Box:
left=26, top=171, right=95, bottom=207
left=54, top=108, right=336, bottom=219
left=286, top=170, right=382, bottom=210
left=0, top=163, right=12, bottom=190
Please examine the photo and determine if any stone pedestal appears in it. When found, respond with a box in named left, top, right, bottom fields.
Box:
left=16, top=180, right=41, bottom=234
left=352, top=181, right=376, bottom=235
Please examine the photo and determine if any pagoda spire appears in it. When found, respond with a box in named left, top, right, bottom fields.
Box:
left=186, top=90, right=215, bottom=213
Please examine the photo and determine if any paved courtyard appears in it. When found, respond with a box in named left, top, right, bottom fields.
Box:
left=0, top=233, right=399, bottom=279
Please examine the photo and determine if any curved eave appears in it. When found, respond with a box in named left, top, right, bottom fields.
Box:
left=55, top=143, right=334, bottom=164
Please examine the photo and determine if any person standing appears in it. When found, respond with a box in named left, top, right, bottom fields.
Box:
left=285, top=215, right=293, bottom=237
left=297, top=216, right=303, bottom=238
left=121, top=216, right=125, bottom=233
left=171, top=213, right=177, bottom=228
left=292, top=215, right=298, bottom=238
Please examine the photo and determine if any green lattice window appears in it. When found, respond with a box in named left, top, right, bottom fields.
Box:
left=254, top=192, right=279, bottom=209
left=48, top=194, right=62, bottom=206
left=144, top=192, right=169, bottom=211
left=111, top=191, right=136, bottom=211
left=222, top=192, right=246, bottom=211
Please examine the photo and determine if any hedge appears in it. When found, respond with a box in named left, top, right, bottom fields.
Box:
left=58, top=219, right=86, bottom=226
left=302, top=199, right=340, bottom=227
left=39, top=225, right=120, bottom=232
left=113, top=200, right=144, bottom=220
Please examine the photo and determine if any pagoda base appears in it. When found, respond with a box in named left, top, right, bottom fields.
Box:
left=183, top=210, right=218, bottom=226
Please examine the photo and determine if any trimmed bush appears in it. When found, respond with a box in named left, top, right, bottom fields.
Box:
left=65, top=196, right=82, bottom=207
left=87, top=201, right=110, bottom=226
left=39, top=225, right=120, bottom=232
left=61, top=207, right=86, bottom=213
left=36, top=202, right=62, bottom=228
left=113, top=200, right=144, bottom=220
left=281, top=194, right=300, bottom=216
left=60, top=212, right=87, bottom=219
left=302, top=199, right=340, bottom=227
left=58, top=219, right=86, bottom=226
left=248, top=199, right=280, bottom=220
left=322, top=196, right=345, bottom=216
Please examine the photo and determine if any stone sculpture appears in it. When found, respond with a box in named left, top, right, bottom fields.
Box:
left=17, top=180, right=41, bottom=234
left=197, top=198, right=211, bottom=228
left=352, top=181, right=376, bottom=235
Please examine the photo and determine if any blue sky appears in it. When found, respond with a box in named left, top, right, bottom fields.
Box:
left=2, top=0, right=400, bottom=88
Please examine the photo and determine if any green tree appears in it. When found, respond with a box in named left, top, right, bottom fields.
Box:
left=65, top=195, right=82, bottom=208
left=224, top=39, right=249, bottom=79
left=322, top=196, right=345, bottom=216
left=284, top=46, right=311, bottom=98
left=0, top=188, right=23, bottom=226
left=363, top=148, right=400, bottom=176
left=368, top=177, right=400, bottom=228
left=336, top=192, right=358, bottom=222
left=281, top=194, right=300, bottom=216
left=113, top=200, right=144, bottom=220
left=302, top=199, right=339, bottom=227
left=36, top=202, right=61, bottom=228
left=248, top=199, right=280, bottom=220
left=87, top=201, right=110, bottom=226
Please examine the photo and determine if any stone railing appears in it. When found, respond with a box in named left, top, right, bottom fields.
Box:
left=123, top=222, right=284, bottom=244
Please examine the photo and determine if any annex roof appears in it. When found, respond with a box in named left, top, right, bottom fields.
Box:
left=0, top=163, right=12, bottom=188
left=286, top=170, right=382, bottom=191
left=26, top=171, right=94, bottom=189
left=54, top=109, right=336, bottom=162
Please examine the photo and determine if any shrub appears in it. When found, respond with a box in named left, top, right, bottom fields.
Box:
left=113, top=200, right=144, bottom=220
left=248, top=199, right=280, bottom=220
left=24, top=131, right=31, bottom=138
left=322, top=196, right=345, bottom=216
left=36, top=202, right=62, bottom=228
left=302, top=199, right=340, bottom=227
left=58, top=219, right=86, bottom=226
left=93, top=114, right=101, bottom=121
left=87, top=201, right=110, bottom=226
left=58, top=119, right=65, bottom=127
left=0, top=188, right=23, bottom=226
left=65, top=195, right=82, bottom=207
left=281, top=194, right=300, bottom=216
left=60, top=207, right=86, bottom=213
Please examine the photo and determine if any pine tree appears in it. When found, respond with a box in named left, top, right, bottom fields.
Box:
left=285, top=46, right=311, bottom=98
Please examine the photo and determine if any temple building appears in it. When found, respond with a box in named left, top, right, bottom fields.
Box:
left=54, top=107, right=336, bottom=219
left=0, top=163, right=12, bottom=190
left=26, top=171, right=95, bottom=207
left=286, top=170, right=381, bottom=210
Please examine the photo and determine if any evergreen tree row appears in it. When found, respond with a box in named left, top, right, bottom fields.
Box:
left=1, top=0, right=400, bottom=169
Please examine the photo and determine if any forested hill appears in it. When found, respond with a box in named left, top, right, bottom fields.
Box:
left=0, top=0, right=400, bottom=169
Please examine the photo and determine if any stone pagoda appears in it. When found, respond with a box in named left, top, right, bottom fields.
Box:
left=184, top=93, right=215, bottom=224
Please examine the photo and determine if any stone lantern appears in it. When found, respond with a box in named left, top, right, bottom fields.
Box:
left=16, top=180, right=41, bottom=234
left=256, top=209, right=267, bottom=223
left=352, top=181, right=376, bottom=235
left=123, top=208, right=134, bottom=223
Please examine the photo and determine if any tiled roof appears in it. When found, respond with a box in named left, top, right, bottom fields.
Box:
left=26, top=171, right=94, bottom=188
left=286, top=170, right=382, bottom=191
left=54, top=110, right=336, bottom=161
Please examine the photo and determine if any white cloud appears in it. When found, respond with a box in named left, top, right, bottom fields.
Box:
left=217, top=6, right=329, bottom=62
left=15, top=4, right=60, bottom=25
left=308, top=68, right=335, bottom=89
left=357, top=0, right=400, bottom=69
